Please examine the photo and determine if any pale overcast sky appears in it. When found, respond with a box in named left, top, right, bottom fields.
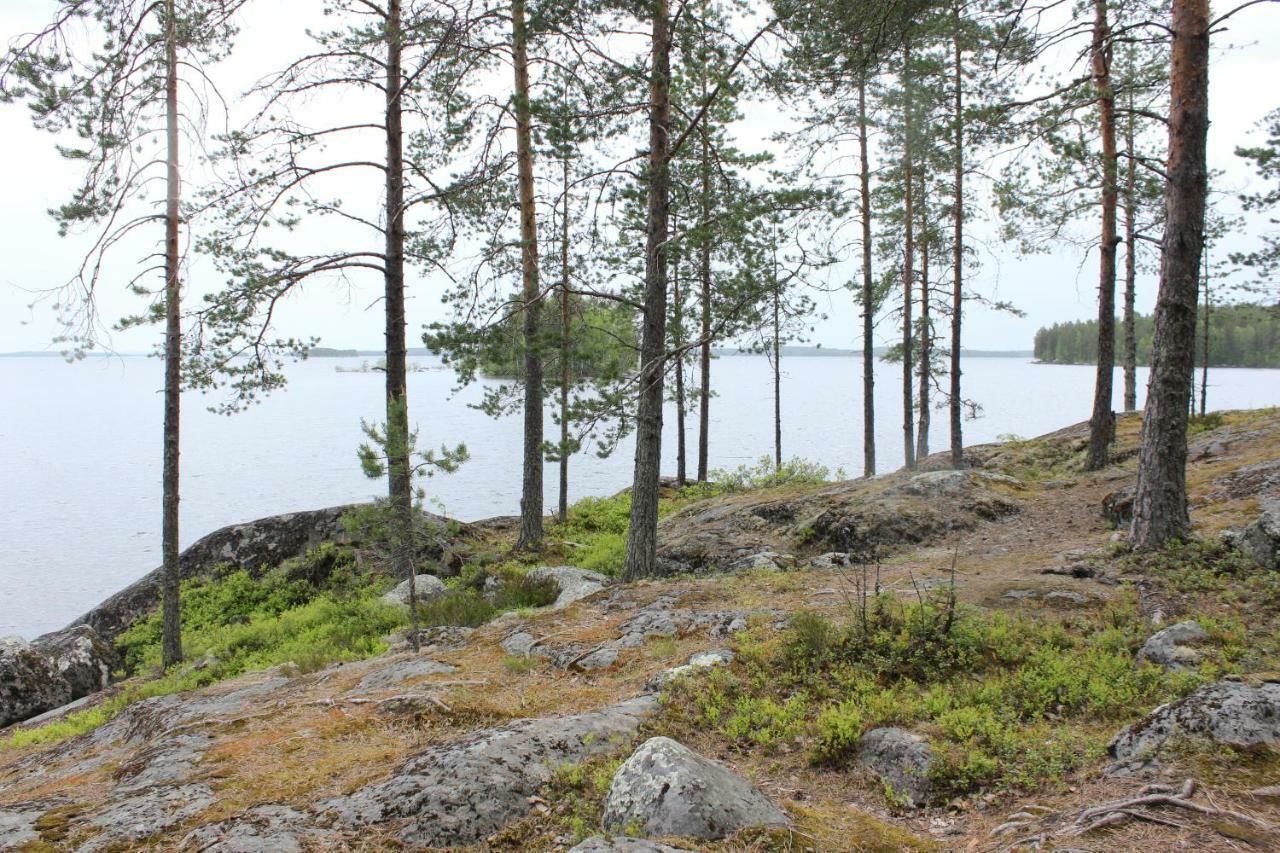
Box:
left=1, top=1, right=1277, bottom=355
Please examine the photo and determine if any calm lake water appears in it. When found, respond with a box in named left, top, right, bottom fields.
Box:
left=3, top=353, right=1278, bottom=638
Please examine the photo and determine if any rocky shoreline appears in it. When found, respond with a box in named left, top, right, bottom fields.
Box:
left=2, top=410, right=1279, bottom=851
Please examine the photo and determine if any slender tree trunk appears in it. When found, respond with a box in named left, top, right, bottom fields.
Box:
left=1123, top=79, right=1139, bottom=412
left=558, top=147, right=571, bottom=523
left=513, top=0, right=544, bottom=549
left=384, top=0, right=418, bottom=651
left=901, top=42, right=917, bottom=471
left=622, top=0, right=671, bottom=581
left=858, top=77, right=876, bottom=478
left=1132, top=0, right=1209, bottom=549
left=697, top=83, right=712, bottom=483
left=773, top=240, right=782, bottom=471
left=949, top=14, right=964, bottom=469
left=1200, top=249, right=1210, bottom=416
left=674, top=243, right=687, bottom=487
left=161, top=0, right=183, bottom=668
left=917, top=176, right=931, bottom=460
left=1085, top=0, right=1119, bottom=471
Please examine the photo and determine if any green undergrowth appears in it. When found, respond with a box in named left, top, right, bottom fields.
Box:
left=549, top=458, right=839, bottom=576
left=660, top=589, right=1224, bottom=804
left=4, top=545, right=559, bottom=753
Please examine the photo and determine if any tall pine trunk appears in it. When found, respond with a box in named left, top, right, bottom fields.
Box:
left=697, top=88, right=712, bottom=483
left=558, top=148, right=572, bottom=522
left=161, top=0, right=183, bottom=668
left=1085, top=0, right=1119, bottom=471
left=384, top=0, right=418, bottom=650
left=1123, top=82, right=1139, bottom=411
left=949, top=14, right=964, bottom=468
left=859, top=77, right=876, bottom=478
left=622, top=0, right=671, bottom=581
left=1200, top=251, right=1210, bottom=416
left=674, top=245, right=687, bottom=487
left=917, top=176, right=931, bottom=460
left=901, top=43, right=917, bottom=471
left=1131, top=0, right=1209, bottom=549
left=513, top=0, right=544, bottom=548
left=773, top=240, right=782, bottom=471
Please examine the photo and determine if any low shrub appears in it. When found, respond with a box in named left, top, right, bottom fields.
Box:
left=663, top=591, right=1210, bottom=804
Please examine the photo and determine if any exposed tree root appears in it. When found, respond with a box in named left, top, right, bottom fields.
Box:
left=989, top=779, right=1278, bottom=850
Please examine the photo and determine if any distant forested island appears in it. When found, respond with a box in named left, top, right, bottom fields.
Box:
left=1035, top=303, right=1280, bottom=368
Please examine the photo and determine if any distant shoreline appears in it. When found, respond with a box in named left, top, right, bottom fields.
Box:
left=3, top=346, right=1037, bottom=360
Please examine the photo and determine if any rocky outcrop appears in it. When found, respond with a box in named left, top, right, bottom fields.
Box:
left=0, top=626, right=117, bottom=728
left=1102, top=486, right=1135, bottom=528
left=1241, top=499, right=1280, bottom=567
left=1137, top=621, right=1209, bottom=671
left=601, top=737, right=788, bottom=840
left=60, top=505, right=466, bottom=643
left=184, top=804, right=325, bottom=852
left=1109, top=681, right=1280, bottom=769
left=646, top=649, right=734, bottom=692
left=570, top=837, right=693, bottom=852
left=656, top=471, right=1020, bottom=573
left=0, top=636, right=71, bottom=728
left=32, top=625, right=117, bottom=701
left=379, top=574, right=448, bottom=608
left=320, top=696, right=658, bottom=847
left=528, top=565, right=611, bottom=607
left=502, top=596, right=750, bottom=672
left=858, top=727, right=934, bottom=807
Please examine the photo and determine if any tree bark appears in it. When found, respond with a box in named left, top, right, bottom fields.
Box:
left=513, top=0, right=544, bottom=549
left=917, top=175, right=931, bottom=460
left=1123, top=80, right=1139, bottom=412
left=949, top=13, right=964, bottom=469
left=1200, top=249, right=1210, bottom=417
left=901, top=42, right=917, bottom=471
left=697, top=80, right=712, bottom=483
left=161, top=0, right=183, bottom=668
left=674, top=242, right=687, bottom=487
left=384, top=0, right=418, bottom=650
left=559, top=146, right=572, bottom=522
left=622, top=0, right=671, bottom=581
left=773, top=239, right=782, bottom=471
left=859, top=77, right=876, bottom=479
left=1085, top=0, right=1119, bottom=471
left=1131, top=0, right=1209, bottom=550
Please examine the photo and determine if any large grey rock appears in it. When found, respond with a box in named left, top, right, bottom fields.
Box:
left=570, top=838, right=693, bottom=852
left=1109, top=681, right=1280, bottom=768
left=1102, top=486, right=1135, bottom=528
left=1242, top=499, right=1280, bottom=567
left=352, top=656, right=456, bottom=693
left=59, top=505, right=465, bottom=643
left=726, top=551, right=795, bottom=573
left=527, top=565, right=610, bottom=607
left=1137, top=621, right=1208, bottom=671
left=901, top=470, right=971, bottom=497
left=646, top=649, right=735, bottom=693
left=0, top=635, right=71, bottom=727
left=319, top=696, right=658, bottom=846
left=32, top=625, right=117, bottom=701
left=857, top=727, right=934, bottom=806
left=602, top=736, right=788, bottom=840
left=380, top=574, right=448, bottom=608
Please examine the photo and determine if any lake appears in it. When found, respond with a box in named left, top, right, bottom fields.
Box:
left=3, top=353, right=1278, bottom=638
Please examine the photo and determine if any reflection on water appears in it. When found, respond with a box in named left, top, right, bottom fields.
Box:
left=3, top=353, right=1278, bottom=637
